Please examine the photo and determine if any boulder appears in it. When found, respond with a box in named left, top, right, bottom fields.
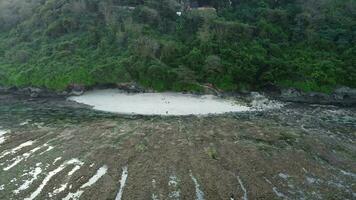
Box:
left=68, top=84, right=85, bottom=96
left=200, top=83, right=221, bottom=96
left=278, top=87, right=356, bottom=106
left=333, top=87, right=356, bottom=100
left=0, top=86, right=10, bottom=94
left=57, top=91, right=69, bottom=96
left=29, top=87, right=43, bottom=98
left=116, top=82, right=145, bottom=93
left=307, top=92, right=329, bottom=100
left=281, top=88, right=302, bottom=99
left=261, top=83, right=281, bottom=94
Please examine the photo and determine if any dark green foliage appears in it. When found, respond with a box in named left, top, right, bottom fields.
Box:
left=0, top=0, right=355, bottom=92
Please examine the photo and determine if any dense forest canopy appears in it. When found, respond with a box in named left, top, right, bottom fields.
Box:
left=0, top=0, right=355, bottom=92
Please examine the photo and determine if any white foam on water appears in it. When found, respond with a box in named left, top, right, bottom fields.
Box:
left=24, top=158, right=83, bottom=200
left=66, top=159, right=84, bottom=166
left=48, top=160, right=84, bottom=198
left=115, top=166, right=128, bottom=200
left=152, top=179, right=156, bottom=187
left=49, top=183, right=68, bottom=198
left=24, top=163, right=67, bottom=200
left=151, top=179, right=159, bottom=200
left=278, top=173, right=290, bottom=180
left=34, top=123, right=44, bottom=129
left=237, top=176, right=248, bottom=200
left=20, top=120, right=31, bottom=126
left=3, top=142, right=56, bottom=170
left=190, top=172, right=205, bottom=200
left=272, top=187, right=287, bottom=198
left=0, top=140, right=35, bottom=159
left=39, top=145, right=54, bottom=155
left=53, top=157, right=62, bottom=165
left=0, top=130, right=8, bottom=136
left=302, top=168, right=308, bottom=173
left=69, top=89, right=252, bottom=116
left=264, top=177, right=288, bottom=199
left=0, top=137, right=4, bottom=144
left=264, top=177, right=272, bottom=185
left=0, top=129, right=9, bottom=144
left=14, top=164, right=42, bottom=194
left=169, top=191, right=180, bottom=199
left=340, top=170, right=356, bottom=178
left=62, top=190, right=83, bottom=200
left=68, top=165, right=81, bottom=176
left=327, top=180, right=347, bottom=189
left=55, top=184, right=68, bottom=194
left=152, top=193, right=159, bottom=200
left=3, top=146, right=42, bottom=171
left=63, top=165, right=108, bottom=200
left=81, top=165, right=108, bottom=188
left=168, top=175, right=180, bottom=199
left=168, top=175, right=178, bottom=187
left=0, top=184, right=4, bottom=190
left=250, top=92, right=284, bottom=111
left=306, top=177, right=317, bottom=184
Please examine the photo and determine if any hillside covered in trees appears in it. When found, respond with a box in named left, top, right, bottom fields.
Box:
left=0, top=0, right=355, bottom=92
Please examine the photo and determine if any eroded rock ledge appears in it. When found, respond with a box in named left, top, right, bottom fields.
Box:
left=277, top=87, right=356, bottom=106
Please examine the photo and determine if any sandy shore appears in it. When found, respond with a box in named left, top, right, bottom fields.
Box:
left=68, top=89, right=252, bottom=116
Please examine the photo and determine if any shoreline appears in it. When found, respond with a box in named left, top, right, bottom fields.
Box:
left=1, top=84, right=355, bottom=107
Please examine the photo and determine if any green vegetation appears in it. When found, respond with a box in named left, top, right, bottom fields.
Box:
left=0, top=0, right=355, bottom=92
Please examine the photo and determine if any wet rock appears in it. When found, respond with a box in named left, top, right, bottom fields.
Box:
left=333, top=87, right=356, bottom=100
left=68, top=84, right=85, bottom=96
left=0, top=86, right=18, bottom=94
left=261, top=83, right=281, bottom=94
left=0, top=86, right=66, bottom=98
left=29, top=87, right=42, bottom=98
left=16, top=87, right=43, bottom=97
left=279, top=87, right=356, bottom=106
left=199, top=83, right=221, bottom=96
left=305, top=92, right=330, bottom=103
left=281, top=88, right=302, bottom=98
left=57, top=91, right=69, bottom=96
left=0, top=87, right=8, bottom=94
left=69, top=90, right=84, bottom=96
left=116, top=82, right=145, bottom=93
left=0, top=86, right=9, bottom=93
left=249, top=92, right=284, bottom=110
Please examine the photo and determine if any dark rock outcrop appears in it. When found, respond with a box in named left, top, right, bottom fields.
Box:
left=1, top=83, right=355, bottom=106
left=0, top=85, right=82, bottom=98
left=278, top=87, right=356, bottom=106
left=333, top=87, right=356, bottom=100
left=67, top=84, right=85, bottom=96
left=116, top=82, right=146, bottom=93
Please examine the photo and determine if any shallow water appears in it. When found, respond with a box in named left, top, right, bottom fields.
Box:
left=0, top=129, right=9, bottom=144
left=0, top=94, right=355, bottom=199
left=68, top=89, right=252, bottom=116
